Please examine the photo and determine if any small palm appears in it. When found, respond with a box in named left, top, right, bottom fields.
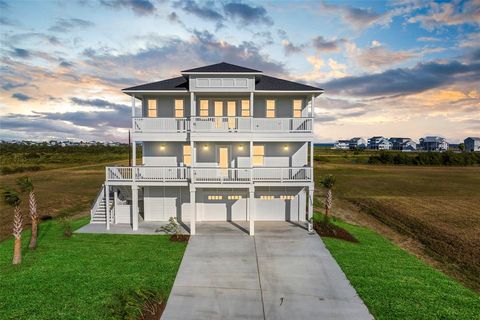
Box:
left=320, top=175, right=336, bottom=218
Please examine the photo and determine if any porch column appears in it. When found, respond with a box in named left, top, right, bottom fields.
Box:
left=131, top=95, right=136, bottom=117
left=308, top=186, right=314, bottom=233
left=310, top=94, right=315, bottom=118
left=132, top=141, right=136, bottom=166
left=132, top=185, right=139, bottom=231
left=190, top=92, right=196, bottom=116
left=249, top=187, right=255, bottom=236
left=113, top=189, right=118, bottom=224
left=310, top=140, right=314, bottom=167
left=249, top=92, right=254, bottom=116
left=190, top=185, right=196, bottom=235
left=105, top=184, right=110, bottom=230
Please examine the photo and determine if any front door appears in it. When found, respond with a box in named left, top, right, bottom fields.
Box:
left=219, top=147, right=229, bottom=176
left=227, top=101, right=236, bottom=129
left=214, top=101, right=223, bottom=128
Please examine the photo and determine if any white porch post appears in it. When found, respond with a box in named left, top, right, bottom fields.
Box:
left=310, top=140, right=314, bottom=167
left=310, top=94, right=315, bottom=118
left=113, top=189, right=118, bottom=224
left=190, top=185, right=196, bottom=235
left=105, top=184, right=110, bottom=230
left=249, top=187, right=255, bottom=236
left=190, top=92, right=196, bottom=116
left=132, top=141, right=136, bottom=166
left=132, top=95, right=136, bottom=117
left=132, top=185, right=139, bottom=231
left=250, top=92, right=254, bottom=116
left=308, top=186, right=314, bottom=233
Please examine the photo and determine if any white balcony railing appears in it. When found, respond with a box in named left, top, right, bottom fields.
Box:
left=132, top=117, right=312, bottom=133
left=133, top=118, right=188, bottom=133
left=106, top=166, right=312, bottom=183
left=106, top=167, right=189, bottom=182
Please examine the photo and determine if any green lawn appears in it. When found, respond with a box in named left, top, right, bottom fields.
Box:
left=316, top=215, right=480, bottom=320
left=0, top=218, right=187, bottom=319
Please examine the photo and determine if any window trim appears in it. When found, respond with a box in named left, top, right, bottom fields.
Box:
left=293, top=99, right=302, bottom=118
left=241, top=99, right=250, bottom=117
left=266, top=99, right=276, bottom=118
left=199, top=99, right=209, bottom=117
left=174, top=99, right=184, bottom=118
left=252, top=145, right=265, bottom=166
left=147, top=99, right=157, bottom=118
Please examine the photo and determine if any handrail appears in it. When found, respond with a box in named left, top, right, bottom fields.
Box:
left=90, top=183, right=105, bottom=220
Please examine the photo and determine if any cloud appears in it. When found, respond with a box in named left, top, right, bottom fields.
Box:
left=49, top=18, right=94, bottom=32
left=407, top=0, right=480, bottom=31
left=417, top=36, right=441, bottom=42
left=59, top=60, right=74, bottom=68
left=312, top=36, right=346, bottom=52
left=323, top=60, right=480, bottom=97
left=11, top=93, right=32, bottom=101
left=281, top=40, right=305, bottom=55
left=223, top=1, right=273, bottom=26
left=11, top=48, right=30, bottom=58
left=348, top=42, right=418, bottom=70
left=70, top=97, right=129, bottom=110
left=100, top=0, right=156, bottom=16
left=174, top=0, right=223, bottom=22
left=2, top=82, right=28, bottom=91
left=320, top=2, right=388, bottom=30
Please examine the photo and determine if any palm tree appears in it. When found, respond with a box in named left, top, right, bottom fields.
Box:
left=3, top=188, right=23, bottom=265
left=320, top=174, right=336, bottom=220
left=17, top=176, right=38, bottom=250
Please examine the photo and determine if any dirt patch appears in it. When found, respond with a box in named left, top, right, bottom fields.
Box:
left=170, top=234, right=190, bottom=242
left=314, top=220, right=358, bottom=243
left=139, top=300, right=166, bottom=320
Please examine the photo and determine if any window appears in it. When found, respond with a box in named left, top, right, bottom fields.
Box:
left=252, top=145, right=264, bottom=166
left=147, top=99, right=157, bottom=117
left=228, top=195, right=242, bottom=200
left=208, top=195, right=223, bottom=200
left=183, top=145, right=192, bottom=166
left=266, top=100, right=275, bottom=118
left=260, top=195, right=274, bottom=200
left=200, top=99, right=209, bottom=116
left=175, top=99, right=184, bottom=118
left=241, top=100, right=250, bottom=117
left=293, top=99, right=302, bottom=118
left=280, top=195, right=295, bottom=200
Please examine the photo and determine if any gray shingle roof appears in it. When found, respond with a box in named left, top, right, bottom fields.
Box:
left=182, top=62, right=261, bottom=73
left=123, top=76, right=188, bottom=91
left=255, top=75, right=322, bottom=91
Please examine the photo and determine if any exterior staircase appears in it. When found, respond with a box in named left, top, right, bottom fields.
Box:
left=90, top=184, right=114, bottom=224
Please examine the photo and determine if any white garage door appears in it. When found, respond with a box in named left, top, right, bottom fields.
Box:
left=200, top=191, right=248, bottom=221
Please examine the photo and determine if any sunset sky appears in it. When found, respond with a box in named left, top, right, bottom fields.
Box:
left=1, top=0, right=479, bottom=143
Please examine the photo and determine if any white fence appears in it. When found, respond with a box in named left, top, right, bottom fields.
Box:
left=133, top=118, right=188, bottom=132
left=106, top=167, right=189, bottom=182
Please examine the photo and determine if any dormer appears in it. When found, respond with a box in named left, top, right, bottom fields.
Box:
left=181, top=62, right=261, bottom=92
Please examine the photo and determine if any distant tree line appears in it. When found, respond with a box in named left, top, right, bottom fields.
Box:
left=368, top=151, right=480, bottom=166
left=0, top=143, right=129, bottom=155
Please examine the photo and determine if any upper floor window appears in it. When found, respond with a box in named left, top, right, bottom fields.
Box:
left=241, top=100, right=250, bottom=117
left=175, top=99, right=184, bottom=118
left=147, top=99, right=157, bottom=117
left=266, top=100, right=275, bottom=118
left=200, top=99, right=209, bottom=117
left=293, top=99, right=302, bottom=118
left=183, top=145, right=192, bottom=166
left=252, top=145, right=264, bottom=166
left=227, top=101, right=236, bottom=117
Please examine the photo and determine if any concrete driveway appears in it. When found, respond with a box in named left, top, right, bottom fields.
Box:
left=161, top=222, right=372, bottom=320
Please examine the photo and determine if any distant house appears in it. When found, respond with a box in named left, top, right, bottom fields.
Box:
left=389, top=137, right=417, bottom=151
left=349, top=137, right=367, bottom=150
left=334, top=140, right=350, bottom=149
left=464, top=137, right=480, bottom=152
left=368, top=136, right=392, bottom=150
left=419, top=136, right=448, bottom=151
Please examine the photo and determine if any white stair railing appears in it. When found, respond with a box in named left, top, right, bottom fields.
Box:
left=90, top=184, right=105, bottom=221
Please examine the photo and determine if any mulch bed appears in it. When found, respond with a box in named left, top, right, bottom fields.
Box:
left=314, top=220, right=359, bottom=243
left=170, top=234, right=190, bottom=242
left=139, top=301, right=166, bottom=320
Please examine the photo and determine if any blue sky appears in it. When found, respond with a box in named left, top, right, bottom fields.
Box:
left=1, top=0, right=479, bottom=142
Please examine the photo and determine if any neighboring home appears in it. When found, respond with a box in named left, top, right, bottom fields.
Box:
left=90, top=62, right=322, bottom=235
left=389, top=137, right=417, bottom=151
left=349, top=137, right=367, bottom=150
left=464, top=137, right=480, bottom=152
left=419, top=136, right=449, bottom=151
left=368, top=136, right=392, bottom=150
left=334, top=140, right=350, bottom=149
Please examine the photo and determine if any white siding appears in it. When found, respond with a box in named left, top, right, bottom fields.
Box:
left=143, top=186, right=190, bottom=221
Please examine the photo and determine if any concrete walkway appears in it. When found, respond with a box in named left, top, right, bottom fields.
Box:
left=161, top=222, right=372, bottom=320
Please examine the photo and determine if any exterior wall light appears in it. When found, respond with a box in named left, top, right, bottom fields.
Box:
left=203, top=144, right=209, bottom=151
left=160, top=144, right=166, bottom=151
left=283, top=144, right=289, bottom=151
left=238, top=144, right=244, bottom=151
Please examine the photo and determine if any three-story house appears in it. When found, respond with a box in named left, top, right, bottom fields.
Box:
left=90, top=62, right=323, bottom=235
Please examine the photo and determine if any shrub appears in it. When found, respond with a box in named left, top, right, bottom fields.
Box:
left=368, top=151, right=480, bottom=166
left=108, top=288, right=165, bottom=320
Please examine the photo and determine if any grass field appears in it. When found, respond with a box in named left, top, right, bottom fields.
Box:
left=0, top=217, right=186, bottom=319
left=314, top=149, right=480, bottom=291
left=316, top=214, right=480, bottom=320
